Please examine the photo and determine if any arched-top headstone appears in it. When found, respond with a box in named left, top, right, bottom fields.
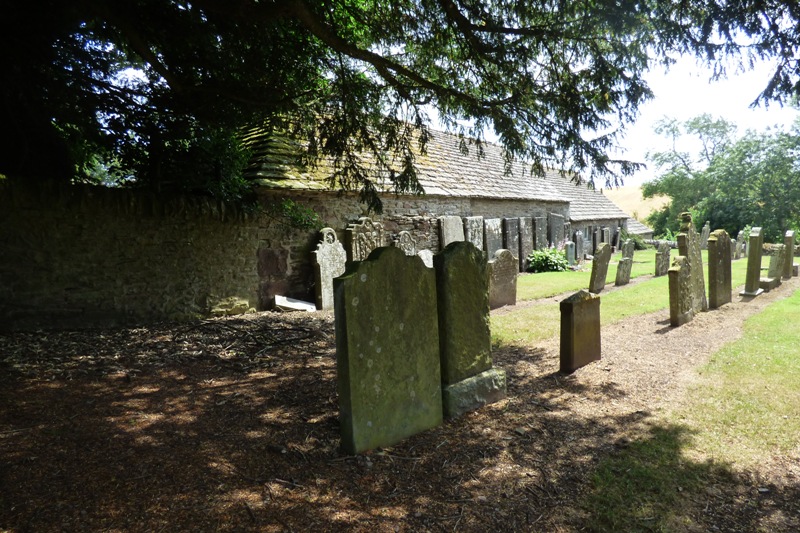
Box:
left=393, top=230, right=417, bottom=256
left=312, top=228, right=347, bottom=310
left=488, top=249, right=517, bottom=309
left=347, top=217, right=384, bottom=262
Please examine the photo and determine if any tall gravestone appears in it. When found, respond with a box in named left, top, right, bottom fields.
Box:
left=760, top=244, right=785, bottom=292
left=573, top=230, right=584, bottom=263
left=565, top=242, right=576, bottom=266
left=559, top=290, right=601, bottom=373
left=677, top=212, right=708, bottom=312
left=438, top=216, right=465, bottom=250
left=484, top=219, right=504, bottom=257
left=533, top=217, right=548, bottom=250
left=488, top=249, right=517, bottom=309
left=548, top=213, right=566, bottom=247
left=347, top=217, right=384, bottom=262
left=783, top=230, right=796, bottom=280
left=434, top=242, right=507, bottom=418
left=700, top=221, right=711, bottom=250
left=519, top=217, right=534, bottom=272
left=334, top=247, right=442, bottom=454
left=503, top=218, right=521, bottom=269
left=614, top=239, right=635, bottom=286
left=592, top=228, right=601, bottom=255
left=668, top=256, right=694, bottom=326
left=312, top=228, right=347, bottom=311
left=393, top=230, right=417, bottom=256
left=740, top=227, right=764, bottom=297
left=588, top=242, right=611, bottom=294
left=707, top=229, right=732, bottom=309
left=655, top=241, right=671, bottom=277
left=463, top=216, right=484, bottom=251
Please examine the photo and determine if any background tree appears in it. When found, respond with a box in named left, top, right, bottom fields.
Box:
left=3, top=1, right=800, bottom=209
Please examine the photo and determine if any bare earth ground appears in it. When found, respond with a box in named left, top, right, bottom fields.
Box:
left=2, top=275, right=800, bottom=532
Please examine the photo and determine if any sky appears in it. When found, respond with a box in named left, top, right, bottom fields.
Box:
left=612, top=56, right=800, bottom=186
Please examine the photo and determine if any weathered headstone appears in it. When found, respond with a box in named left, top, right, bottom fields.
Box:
left=592, top=228, right=601, bottom=255
left=707, top=229, right=732, bottom=309
left=783, top=230, right=796, bottom=280
left=533, top=217, right=548, bottom=250
left=434, top=242, right=506, bottom=418
left=601, top=227, right=611, bottom=247
left=654, top=241, right=671, bottom=277
left=438, top=216, right=465, bottom=250
left=393, top=230, right=417, bottom=256
left=760, top=244, right=785, bottom=292
left=677, top=212, right=708, bottom=312
left=573, top=230, right=584, bottom=262
left=740, top=227, right=764, bottom=297
left=700, top=221, right=711, bottom=250
left=347, top=217, right=384, bottom=262
left=519, top=217, right=534, bottom=272
left=614, top=239, right=635, bottom=286
left=488, top=249, right=517, bottom=309
left=548, top=213, right=566, bottom=247
left=312, top=228, right=347, bottom=311
left=559, top=290, right=601, bottom=373
left=734, top=231, right=745, bottom=260
left=334, top=247, right=442, bottom=454
left=463, top=216, right=484, bottom=251
left=668, top=256, right=694, bottom=326
left=588, top=242, right=611, bottom=294
left=565, top=241, right=576, bottom=266
left=484, top=219, right=504, bottom=257
left=417, top=249, right=434, bottom=268
left=612, top=226, right=622, bottom=251
left=503, top=218, right=521, bottom=269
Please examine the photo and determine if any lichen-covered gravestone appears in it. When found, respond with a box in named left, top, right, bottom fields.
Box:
left=334, top=246, right=442, bottom=454
left=484, top=219, right=504, bottom=257
left=312, top=228, right=347, bottom=311
left=677, top=212, right=708, bottom=312
left=669, top=256, right=693, bottom=326
left=548, top=213, right=566, bottom=247
left=655, top=241, right=671, bottom=277
left=740, top=227, right=764, bottom=297
left=519, top=217, right=534, bottom=272
left=614, top=239, right=635, bottom=286
left=559, top=290, right=601, bottom=373
left=393, top=230, right=417, bottom=256
left=700, top=221, right=711, bottom=250
left=783, top=230, right=796, bottom=280
left=438, top=216, right=465, bottom=250
left=463, top=216, right=484, bottom=251
left=503, top=218, right=520, bottom=269
left=565, top=241, right=576, bottom=266
left=488, top=249, right=517, bottom=309
left=760, top=244, right=785, bottom=292
left=533, top=217, right=548, bottom=250
left=573, top=230, right=584, bottom=263
left=434, top=242, right=507, bottom=418
left=347, top=217, right=384, bottom=262
left=707, top=229, right=732, bottom=309
left=588, top=242, right=611, bottom=294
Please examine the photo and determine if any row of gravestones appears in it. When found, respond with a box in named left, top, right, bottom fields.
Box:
left=335, top=242, right=507, bottom=453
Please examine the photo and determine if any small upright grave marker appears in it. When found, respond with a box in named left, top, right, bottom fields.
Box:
left=464, top=216, right=484, bottom=251
left=533, top=217, right=548, bottom=250
left=503, top=218, right=520, bottom=268
left=548, top=213, right=566, bottom=247
left=488, top=249, right=517, bottom=309
left=519, top=217, right=534, bottom=272
left=760, top=244, right=785, bottom=292
left=669, top=256, right=693, bottom=326
left=677, top=212, right=707, bottom=312
left=393, top=230, right=417, bottom=256
left=783, top=230, right=796, bottom=280
left=312, top=228, right=347, bottom=311
left=438, top=216, right=465, bottom=250
left=655, top=241, right=671, bottom=277
left=700, top=221, right=711, bottom=250
left=559, top=290, right=601, bottom=373
left=484, top=219, right=503, bottom=257
left=740, top=227, right=764, bottom=297
left=573, top=230, right=584, bottom=263
left=347, top=217, right=384, bottom=262
left=707, top=229, right=732, bottom=309
left=614, top=239, right=635, bottom=286
left=588, top=242, right=611, bottom=294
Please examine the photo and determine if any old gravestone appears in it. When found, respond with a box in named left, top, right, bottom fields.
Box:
left=533, top=217, right=548, bottom=250
left=434, top=242, right=507, bottom=418
left=438, top=215, right=465, bottom=250
left=559, top=290, right=601, bottom=373
left=565, top=241, right=576, bottom=266
left=548, top=213, right=566, bottom=247
left=592, top=228, right=601, bottom=255
left=417, top=249, right=434, bottom=268
left=463, top=216, right=484, bottom=251
left=573, top=230, right=584, bottom=263
left=334, top=246, right=442, bottom=454
left=588, top=242, right=612, bottom=294
left=655, top=241, right=671, bottom=277
left=700, top=221, right=711, bottom=250
left=488, top=249, right=517, bottom=309
left=614, top=239, right=635, bottom=286
left=783, top=230, right=796, bottom=280
left=734, top=230, right=746, bottom=260
left=760, top=244, right=785, bottom=292
left=503, top=218, right=521, bottom=269
left=347, top=217, right=384, bottom=262
left=393, top=230, right=417, bottom=256
left=519, top=217, right=534, bottom=272
left=669, top=256, right=694, bottom=326
left=484, top=218, right=504, bottom=257
left=601, top=227, right=611, bottom=248
left=740, top=227, right=764, bottom=297
left=707, top=229, right=732, bottom=309
left=677, top=212, right=708, bottom=313
left=312, top=228, right=347, bottom=311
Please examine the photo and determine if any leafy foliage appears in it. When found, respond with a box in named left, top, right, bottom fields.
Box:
left=526, top=248, right=569, bottom=273
left=621, top=231, right=650, bottom=250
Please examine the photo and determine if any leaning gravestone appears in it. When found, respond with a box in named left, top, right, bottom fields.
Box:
left=614, top=239, right=635, bottom=286
left=393, top=230, right=417, bottom=256
left=434, top=242, right=506, bottom=418
left=677, top=212, right=708, bottom=312
left=548, top=213, right=566, bottom=247
left=668, top=256, right=694, bottom=326
left=655, top=241, right=671, bottom=277
left=700, top=221, right=711, bottom=250
left=312, top=228, right=347, bottom=311
left=503, top=218, right=521, bottom=269
left=484, top=219, right=504, bottom=257
left=519, top=217, right=534, bottom=272
left=438, top=216, right=465, bottom=250
left=588, top=242, right=612, bottom=294
left=573, top=230, right=584, bottom=263
left=783, top=230, right=796, bottom=280
left=347, top=217, right=384, bottom=262
left=488, top=249, right=517, bottom=309
left=760, top=244, right=785, bottom=292
left=707, top=229, right=732, bottom=309
left=533, top=217, right=548, bottom=250
left=740, top=227, right=764, bottom=297
left=334, top=247, right=442, bottom=454
left=463, top=216, right=484, bottom=251
left=559, top=290, right=601, bottom=373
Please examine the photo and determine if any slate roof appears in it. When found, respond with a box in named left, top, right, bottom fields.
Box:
left=547, top=176, right=630, bottom=221
left=624, top=217, right=654, bottom=236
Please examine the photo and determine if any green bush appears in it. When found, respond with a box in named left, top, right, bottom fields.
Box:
left=526, top=248, right=569, bottom=273
left=621, top=231, right=650, bottom=250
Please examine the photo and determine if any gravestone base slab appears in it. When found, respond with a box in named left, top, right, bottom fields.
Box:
left=759, top=277, right=780, bottom=292
left=739, top=287, right=765, bottom=297
left=442, top=368, right=507, bottom=418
